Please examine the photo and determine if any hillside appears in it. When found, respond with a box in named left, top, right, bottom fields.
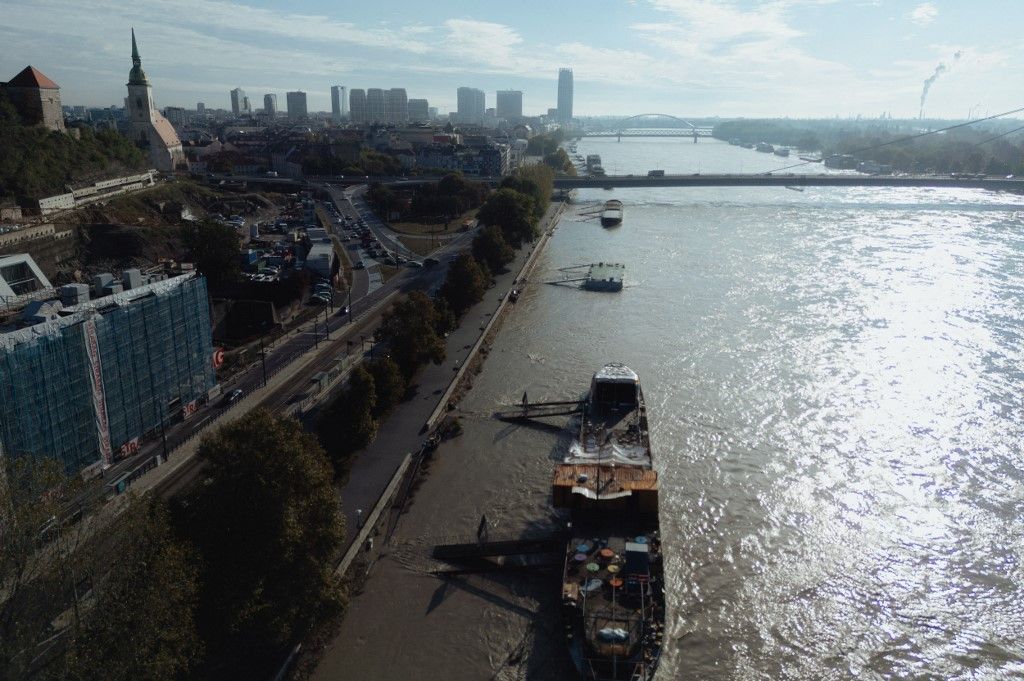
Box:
left=0, top=93, right=147, bottom=201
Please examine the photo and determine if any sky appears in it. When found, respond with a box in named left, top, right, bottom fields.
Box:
left=1, top=0, right=1021, bottom=119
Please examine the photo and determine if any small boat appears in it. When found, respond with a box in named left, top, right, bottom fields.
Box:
left=773, top=147, right=790, bottom=157
left=599, top=200, right=623, bottom=227
left=755, top=141, right=774, bottom=153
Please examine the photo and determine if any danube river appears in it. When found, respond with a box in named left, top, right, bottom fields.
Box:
left=318, top=137, right=1024, bottom=680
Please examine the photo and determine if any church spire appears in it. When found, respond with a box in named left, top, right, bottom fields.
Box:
left=129, top=27, right=149, bottom=85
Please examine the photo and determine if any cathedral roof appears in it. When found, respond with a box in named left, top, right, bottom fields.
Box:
left=6, top=66, right=60, bottom=90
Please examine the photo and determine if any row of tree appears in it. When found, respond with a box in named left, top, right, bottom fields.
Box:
left=712, top=118, right=1024, bottom=175
left=1, top=409, right=345, bottom=681
left=316, top=165, right=553, bottom=467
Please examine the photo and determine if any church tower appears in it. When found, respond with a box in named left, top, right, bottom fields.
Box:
left=127, top=29, right=155, bottom=129
left=125, top=29, right=185, bottom=172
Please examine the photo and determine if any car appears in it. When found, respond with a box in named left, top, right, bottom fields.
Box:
left=354, top=260, right=365, bottom=269
left=223, top=388, right=244, bottom=406
left=406, top=260, right=423, bottom=268
left=423, top=257, right=439, bottom=268
left=1007, top=175, right=1015, bottom=179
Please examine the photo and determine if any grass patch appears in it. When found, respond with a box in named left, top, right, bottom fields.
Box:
left=396, top=236, right=439, bottom=257
left=378, top=264, right=402, bottom=282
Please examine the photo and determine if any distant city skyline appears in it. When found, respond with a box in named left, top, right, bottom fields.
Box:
left=2, top=1, right=1022, bottom=118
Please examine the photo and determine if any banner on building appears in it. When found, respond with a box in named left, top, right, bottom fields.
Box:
left=182, top=399, right=199, bottom=420
left=82, top=318, right=113, bottom=466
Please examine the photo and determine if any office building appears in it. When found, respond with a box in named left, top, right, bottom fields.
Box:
left=456, top=87, right=485, bottom=125
left=366, top=88, right=385, bottom=123
left=557, top=68, right=573, bottom=123
left=386, top=88, right=408, bottom=124
left=408, top=98, right=429, bottom=123
left=196, top=102, right=205, bottom=115
left=286, top=91, right=307, bottom=120
left=349, top=88, right=367, bottom=124
left=0, top=273, right=216, bottom=475
left=230, top=87, right=246, bottom=115
left=496, top=90, right=523, bottom=119
left=330, top=85, right=347, bottom=122
left=264, top=93, right=277, bottom=116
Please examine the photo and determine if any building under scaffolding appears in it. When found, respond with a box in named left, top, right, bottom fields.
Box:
left=0, top=273, right=216, bottom=475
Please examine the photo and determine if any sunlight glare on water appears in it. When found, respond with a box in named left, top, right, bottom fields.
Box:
left=473, top=137, right=1024, bottom=679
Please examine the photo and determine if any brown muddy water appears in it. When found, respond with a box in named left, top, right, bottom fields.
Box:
left=313, top=138, right=1024, bottom=680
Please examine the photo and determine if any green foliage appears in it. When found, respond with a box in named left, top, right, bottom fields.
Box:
left=180, top=409, right=345, bottom=678
left=477, top=188, right=537, bottom=248
left=0, top=459, right=82, bottom=680
left=543, top=148, right=576, bottom=175
left=472, top=225, right=515, bottom=273
left=377, top=292, right=447, bottom=380
left=181, top=220, right=241, bottom=289
left=506, top=164, right=554, bottom=219
left=526, top=130, right=564, bottom=156
left=367, top=183, right=402, bottom=214
left=439, top=253, right=490, bottom=316
left=318, top=365, right=379, bottom=466
left=65, top=500, right=201, bottom=681
left=0, top=92, right=146, bottom=199
left=366, top=356, right=407, bottom=420
left=410, top=172, right=489, bottom=219
left=713, top=118, right=1024, bottom=175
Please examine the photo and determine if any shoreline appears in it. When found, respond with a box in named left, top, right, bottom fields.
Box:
left=300, top=201, right=573, bottom=681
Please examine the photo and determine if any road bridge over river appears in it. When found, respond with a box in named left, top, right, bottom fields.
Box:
left=205, top=173, right=1024, bottom=194
left=553, top=174, right=1024, bottom=192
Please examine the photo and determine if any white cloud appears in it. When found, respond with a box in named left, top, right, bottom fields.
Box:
left=910, top=3, right=938, bottom=25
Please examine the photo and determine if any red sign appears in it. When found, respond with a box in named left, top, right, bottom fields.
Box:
left=181, top=400, right=199, bottom=420
left=118, top=437, right=140, bottom=459
left=213, top=347, right=225, bottom=369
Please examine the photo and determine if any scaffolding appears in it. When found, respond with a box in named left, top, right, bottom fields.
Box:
left=0, top=274, right=216, bottom=474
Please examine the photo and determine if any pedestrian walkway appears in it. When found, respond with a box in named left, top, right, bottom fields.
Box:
left=333, top=202, right=565, bottom=558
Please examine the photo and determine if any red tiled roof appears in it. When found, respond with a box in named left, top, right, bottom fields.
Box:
left=6, top=66, right=60, bottom=89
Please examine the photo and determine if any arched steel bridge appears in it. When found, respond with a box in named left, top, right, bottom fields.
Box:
left=580, top=113, right=713, bottom=138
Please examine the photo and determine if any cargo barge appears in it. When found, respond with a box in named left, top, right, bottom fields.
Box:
left=552, top=363, right=664, bottom=680
left=599, top=200, right=623, bottom=227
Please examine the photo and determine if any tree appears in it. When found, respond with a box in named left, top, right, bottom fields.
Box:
left=472, top=225, right=514, bottom=273
left=512, top=164, right=554, bottom=219
left=318, top=365, right=378, bottom=466
left=366, top=356, right=406, bottom=419
left=64, top=500, right=201, bottom=681
left=377, top=292, right=447, bottom=380
left=181, top=221, right=240, bottom=289
left=178, top=410, right=345, bottom=678
left=0, top=459, right=84, bottom=681
left=477, top=188, right=536, bottom=247
left=439, top=253, right=489, bottom=316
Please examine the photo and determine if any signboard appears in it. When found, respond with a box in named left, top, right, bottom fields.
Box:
left=181, top=399, right=199, bottom=420
left=118, top=437, right=140, bottom=459
left=213, top=347, right=225, bottom=369
left=82, top=319, right=113, bottom=466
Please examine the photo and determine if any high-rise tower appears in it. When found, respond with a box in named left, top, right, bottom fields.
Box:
left=557, top=68, right=573, bottom=123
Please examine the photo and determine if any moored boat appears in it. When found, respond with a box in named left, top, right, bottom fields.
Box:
left=553, top=364, right=664, bottom=681
left=599, top=200, right=623, bottom=227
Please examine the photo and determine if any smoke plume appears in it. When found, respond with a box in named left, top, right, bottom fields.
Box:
left=919, top=51, right=963, bottom=119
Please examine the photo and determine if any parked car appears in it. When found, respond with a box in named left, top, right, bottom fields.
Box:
left=406, top=260, right=423, bottom=268
left=354, top=260, right=365, bottom=269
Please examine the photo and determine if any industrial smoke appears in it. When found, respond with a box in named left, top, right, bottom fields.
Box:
left=919, top=50, right=963, bottom=119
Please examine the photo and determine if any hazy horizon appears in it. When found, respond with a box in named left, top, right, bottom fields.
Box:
left=1, top=0, right=1020, bottom=120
